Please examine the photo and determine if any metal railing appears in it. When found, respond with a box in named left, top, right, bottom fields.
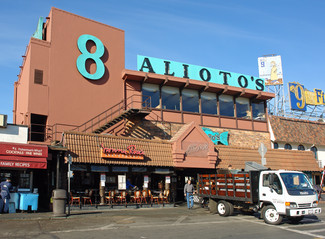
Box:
left=40, top=94, right=151, bottom=142
left=72, top=94, right=150, bottom=133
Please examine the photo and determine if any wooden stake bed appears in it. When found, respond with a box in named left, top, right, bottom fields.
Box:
left=197, top=173, right=257, bottom=203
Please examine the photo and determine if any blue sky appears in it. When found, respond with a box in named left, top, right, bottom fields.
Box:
left=1, top=0, right=324, bottom=122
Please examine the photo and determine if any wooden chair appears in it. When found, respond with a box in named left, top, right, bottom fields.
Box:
left=162, top=190, right=170, bottom=203
left=147, top=190, right=152, bottom=204
left=105, top=190, right=115, bottom=204
left=116, top=191, right=127, bottom=205
left=133, top=190, right=141, bottom=203
left=70, top=192, right=80, bottom=205
left=82, top=189, right=93, bottom=205
left=152, top=191, right=162, bottom=204
left=141, top=190, right=148, bottom=204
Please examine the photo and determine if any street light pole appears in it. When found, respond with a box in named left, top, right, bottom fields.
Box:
left=67, top=154, right=72, bottom=215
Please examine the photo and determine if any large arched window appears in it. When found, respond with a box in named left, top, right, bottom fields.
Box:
left=161, top=86, right=180, bottom=111
left=284, top=143, right=292, bottom=150
left=273, top=142, right=279, bottom=149
left=219, top=94, right=234, bottom=117
left=142, top=83, right=160, bottom=108
left=236, top=97, right=251, bottom=119
left=298, top=145, right=305, bottom=151
left=201, top=92, right=217, bottom=115
left=182, top=89, right=199, bottom=113
left=311, top=146, right=318, bottom=159
left=252, top=100, right=266, bottom=121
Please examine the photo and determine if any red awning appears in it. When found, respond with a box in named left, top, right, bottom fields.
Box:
left=0, top=155, right=47, bottom=169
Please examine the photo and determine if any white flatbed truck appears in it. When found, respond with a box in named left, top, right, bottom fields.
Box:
left=198, top=170, right=321, bottom=224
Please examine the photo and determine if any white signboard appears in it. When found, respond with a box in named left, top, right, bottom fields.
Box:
left=165, top=176, right=171, bottom=184
left=100, top=173, right=106, bottom=187
left=143, top=175, right=149, bottom=189
left=118, top=175, right=126, bottom=190
left=258, top=55, right=283, bottom=85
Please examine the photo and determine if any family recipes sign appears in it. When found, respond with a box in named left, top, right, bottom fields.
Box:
left=101, top=144, right=144, bottom=160
left=137, top=55, right=265, bottom=91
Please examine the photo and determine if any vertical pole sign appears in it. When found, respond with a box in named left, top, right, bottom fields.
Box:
left=258, top=143, right=267, bottom=166
left=67, top=154, right=72, bottom=215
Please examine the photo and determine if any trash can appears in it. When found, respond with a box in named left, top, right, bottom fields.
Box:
left=52, top=189, right=67, bottom=217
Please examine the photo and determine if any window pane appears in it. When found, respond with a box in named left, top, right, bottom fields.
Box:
left=236, top=97, right=251, bottom=119
left=298, top=145, right=305, bottom=151
left=273, top=142, right=279, bottom=149
left=162, top=86, right=180, bottom=110
left=142, top=83, right=160, bottom=108
left=182, top=89, right=199, bottom=113
left=201, top=92, right=217, bottom=115
left=219, top=95, right=234, bottom=117
left=284, top=144, right=292, bottom=150
left=252, top=100, right=265, bottom=120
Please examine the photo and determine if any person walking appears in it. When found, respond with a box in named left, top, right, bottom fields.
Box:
left=0, top=186, right=3, bottom=213
left=0, top=178, right=13, bottom=213
left=184, top=180, right=195, bottom=209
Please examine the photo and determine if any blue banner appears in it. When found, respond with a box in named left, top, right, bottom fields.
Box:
left=289, top=82, right=325, bottom=111
left=137, top=55, right=265, bottom=91
left=289, top=82, right=306, bottom=111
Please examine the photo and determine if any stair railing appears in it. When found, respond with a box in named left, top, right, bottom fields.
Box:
left=48, top=94, right=151, bottom=141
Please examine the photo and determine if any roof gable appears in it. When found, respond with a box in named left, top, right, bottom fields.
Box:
left=171, top=122, right=218, bottom=168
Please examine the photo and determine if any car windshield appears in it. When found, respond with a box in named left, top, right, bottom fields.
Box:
left=280, top=172, right=315, bottom=196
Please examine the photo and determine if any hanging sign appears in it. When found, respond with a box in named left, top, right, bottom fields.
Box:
left=101, top=144, right=144, bottom=160
left=100, top=173, right=106, bottom=187
left=118, top=175, right=126, bottom=190
left=289, top=82, right=325, bottom=111
left=165, top=176, right=171, bottom=184
left=202, top=127, right=229, bottom=145
left=138, top=55, right=265, bottom=91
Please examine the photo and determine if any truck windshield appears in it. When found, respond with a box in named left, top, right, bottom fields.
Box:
left=280, top=173, right=315, bottom=196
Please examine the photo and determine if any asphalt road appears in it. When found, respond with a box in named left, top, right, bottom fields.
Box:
left=1, top=205, right=325, bottom=239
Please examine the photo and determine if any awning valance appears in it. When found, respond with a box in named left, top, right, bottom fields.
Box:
left=0, top=155, right=47, bottom=169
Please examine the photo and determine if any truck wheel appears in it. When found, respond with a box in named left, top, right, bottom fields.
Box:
left=263, top=205, right=283, bottom=225
left=288, top=216, right=304, bottom=224
left=227, top=202, right=234, bottom=216
left=217, top=200, right=230, bottom=217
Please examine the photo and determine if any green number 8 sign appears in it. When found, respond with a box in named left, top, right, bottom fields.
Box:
left=77, top=34, right=105, bottom=80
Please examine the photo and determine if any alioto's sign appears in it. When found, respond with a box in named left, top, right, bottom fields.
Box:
left=289, top=82, right=325, bottom=111
left=138, top=55, right=265, bottom=91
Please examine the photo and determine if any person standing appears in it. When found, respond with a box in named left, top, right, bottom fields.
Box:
left=184, top=180, right=195, bottom=209
left=0, top=178, right=13, bottom=213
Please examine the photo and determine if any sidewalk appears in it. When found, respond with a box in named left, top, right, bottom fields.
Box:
left=1, top=202, right=324, bottom=221
left=0, top=202, right=179, bottom=221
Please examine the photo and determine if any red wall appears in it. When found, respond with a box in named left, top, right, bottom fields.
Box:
left=14, top=8, right=125, bottom=130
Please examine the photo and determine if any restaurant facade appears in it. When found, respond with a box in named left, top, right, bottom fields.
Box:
left=11, top=8, right=321, bottom=207
left=0, top=124, right=50, bottom=210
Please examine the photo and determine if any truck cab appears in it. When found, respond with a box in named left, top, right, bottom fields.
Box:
left=259, top=170, right=321, bottom=224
